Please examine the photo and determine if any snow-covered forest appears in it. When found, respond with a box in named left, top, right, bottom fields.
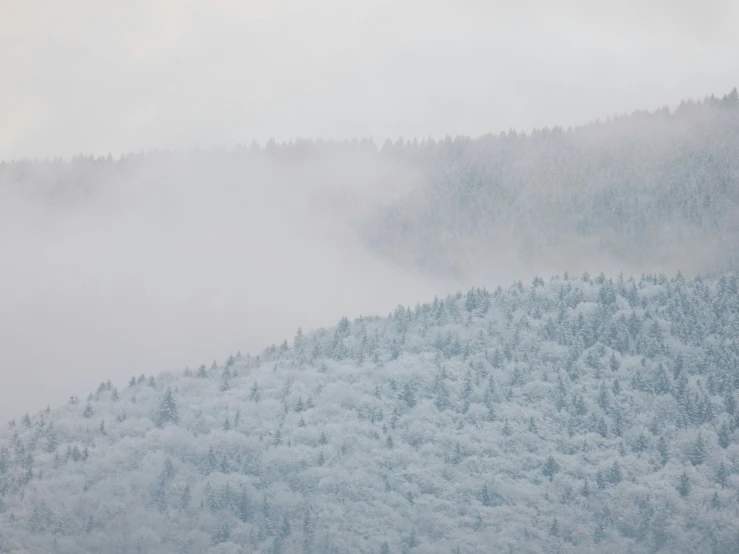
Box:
left=1, top=273, right=739, bottom=553
left=1, top=90, right=739, bottom=553
left=365, top=89, right=739, bottom=279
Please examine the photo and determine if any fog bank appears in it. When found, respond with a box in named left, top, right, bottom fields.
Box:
left=0, top=148, right=452, bottom=421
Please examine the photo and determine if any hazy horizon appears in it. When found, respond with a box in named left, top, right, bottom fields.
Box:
left=3, top=0, right=739, bottom=160
left=2, top=0, right=739, bottom=421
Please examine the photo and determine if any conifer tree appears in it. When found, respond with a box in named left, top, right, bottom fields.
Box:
left=718, top=421, right=731, bottom=448
left=716, top=462, right=729, bottom=489
left=479, top=484, right=491, bottom=506
left=688, top=432, right=706, bottom=466
left=677, top=472, right=690, bottom=497
left=542, top=456, right=559, bottom=481
left=156, top=387, right=178, bottom=427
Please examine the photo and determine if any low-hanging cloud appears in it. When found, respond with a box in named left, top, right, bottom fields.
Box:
left=0, top=148, right=458, bottom=422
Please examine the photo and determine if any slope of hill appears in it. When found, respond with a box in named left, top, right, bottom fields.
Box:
left=363, top=89, right=739, bottom=278
left=1, top=272, right=738, bottom=553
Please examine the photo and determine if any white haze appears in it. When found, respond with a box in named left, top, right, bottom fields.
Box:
left=0, top=152, right=461, bottom=422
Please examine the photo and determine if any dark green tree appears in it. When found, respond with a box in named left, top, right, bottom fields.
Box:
left=688, top=433, right=706, bottom=466
left=542, top=456, right=559, bottom=481
left=237, top=487, right=250, bottom=522
left=156, top=387, right=178, bottom=427
left=479, top=483, right=492, bottom=506
left=399, top=382, right=416, bottom=408
left=657, top=436, right=669, bottom=465
left=677, top=472, right=690, bottom=498
left=634, top=432, right=648, bottom=453
left=502, top=418, right=512, bottom=436
left=212, top=521, right=230, bottom=544
left=609, top=461, right=622, bottom=484
left=180, top=483, right=191, bottom=510
left=596, top=470, right=607, bottom=490
left=716, top=462, right=729, bottom=489
left=280, top=514, right=291, bottom=539
left=718, top=422, right=731, bottom=449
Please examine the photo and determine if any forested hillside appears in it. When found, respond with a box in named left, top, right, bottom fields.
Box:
left=365, top=89, right=739, bottom=278
left=2, top=272, right=739, bottom=553
left=3, top=89, right=738, bottom=281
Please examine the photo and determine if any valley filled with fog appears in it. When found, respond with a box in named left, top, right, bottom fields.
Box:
left=0, top=145, right=453, bottom=421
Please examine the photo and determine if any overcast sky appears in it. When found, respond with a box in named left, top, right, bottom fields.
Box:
left=2, top=0, right=738, bottom=159
left=1, top=1, right=738, bottom=421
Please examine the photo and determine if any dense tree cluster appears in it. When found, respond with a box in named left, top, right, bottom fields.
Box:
left=1, top=272, right=738, bottom=553
left=366, top=89, right=739, bottom=276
